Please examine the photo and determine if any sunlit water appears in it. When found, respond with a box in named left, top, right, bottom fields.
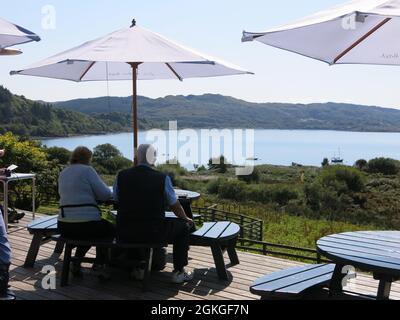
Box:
left=41, top=130, right=400, bottom=170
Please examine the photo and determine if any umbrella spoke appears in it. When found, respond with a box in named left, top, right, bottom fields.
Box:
left=333, top=17, right=392, bottom=64
left=166, top=63, right=183, bottom=81
left=79, top=61, right=96, bottom=81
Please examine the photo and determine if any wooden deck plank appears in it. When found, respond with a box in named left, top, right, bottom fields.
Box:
left=5, top=213, right=400, bottom=300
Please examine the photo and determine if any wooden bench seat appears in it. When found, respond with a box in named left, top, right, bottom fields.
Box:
left=52, top=235, right=166, bottom=291
left=190, top=222, right=240, bottom=280
left=25, top=215, right=62, bottom=268
left=250, top=264, right=336, bottom=300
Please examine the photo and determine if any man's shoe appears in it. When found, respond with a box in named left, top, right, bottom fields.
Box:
left=0, top=289, right=16, bottom=301
left=8, top=211, right=25, bottom=223
left=171, top=269, right=194, bottom=284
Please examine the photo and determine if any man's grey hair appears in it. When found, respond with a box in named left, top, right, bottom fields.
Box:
left=137, top=144, right=157, bottom=166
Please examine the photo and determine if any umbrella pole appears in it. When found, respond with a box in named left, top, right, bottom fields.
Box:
left=131, top=63, right=139, bottom=165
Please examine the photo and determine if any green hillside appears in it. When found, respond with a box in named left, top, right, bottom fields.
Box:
left=55, top=94, right=400, bottom=132
left=0, top=86, right=138, bottom=137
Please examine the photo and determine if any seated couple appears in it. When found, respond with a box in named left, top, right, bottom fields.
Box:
left=58, top=145, right=194, bottom=284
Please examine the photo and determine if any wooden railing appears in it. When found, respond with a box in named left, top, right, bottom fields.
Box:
left=236, top=239, right=329, bottom=263
left=192, top=204, right=328, bottom=263
left=192, top=206, right=264, bottom=242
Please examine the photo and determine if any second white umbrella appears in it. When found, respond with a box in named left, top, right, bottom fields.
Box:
left=243, top=0, right=400, bottom=66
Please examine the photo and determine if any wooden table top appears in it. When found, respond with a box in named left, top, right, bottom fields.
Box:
left=317, top=231, right=400, bottom=278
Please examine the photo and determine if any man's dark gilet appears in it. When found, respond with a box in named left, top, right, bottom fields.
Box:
left=117, top=166, right=167, bottom=243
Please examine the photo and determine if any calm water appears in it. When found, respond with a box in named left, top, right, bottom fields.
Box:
left=41, top=130, right=400, bottom=170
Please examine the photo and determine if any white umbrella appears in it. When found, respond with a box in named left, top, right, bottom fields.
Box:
left=0, top=17, right=40, bottom=53
left=242, top=0, right=400, bottom=66
left=12, top=20, right=252, bottom=162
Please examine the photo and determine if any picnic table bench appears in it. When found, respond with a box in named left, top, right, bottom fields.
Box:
left=250, top=264, right=336, bottom=300
left=53, top=235, right=166, bottom=291
left=24, top=215, right=64, bottom=268
left=25, top=215, right=240, bottom=281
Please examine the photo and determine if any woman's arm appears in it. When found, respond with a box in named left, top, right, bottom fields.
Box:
left=87, top=167, right=112, bottom=202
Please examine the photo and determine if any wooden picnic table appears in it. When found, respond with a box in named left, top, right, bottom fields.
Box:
left=107, top=187, right=201, bottom=220
left=317, top=231, right=400, bottom=300
left=25, top=214, right=240, bottom=280
left=107, top=187, right=200, bottom=202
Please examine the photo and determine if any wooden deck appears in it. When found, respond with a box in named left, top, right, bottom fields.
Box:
left=6, top=213, right=400, bottom=300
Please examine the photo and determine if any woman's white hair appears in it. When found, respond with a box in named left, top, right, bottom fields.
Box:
left=137, top=144, right=157, bottom=166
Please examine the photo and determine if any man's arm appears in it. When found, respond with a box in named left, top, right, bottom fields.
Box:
left=170, top=201, right=193, bottom=224
left=165, top=176, right=193, bottom=225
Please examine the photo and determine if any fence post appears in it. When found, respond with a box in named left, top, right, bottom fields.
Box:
left=263, top=243, right=267, bottom=256
left=259, top=221, right=264, bottom=241
left=240, top=215, right=244, bottom=239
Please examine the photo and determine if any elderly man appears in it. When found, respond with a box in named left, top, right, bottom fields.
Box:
left=114, top=145, right=194, bottom=284
left=0, top=149, right=12, bottom=299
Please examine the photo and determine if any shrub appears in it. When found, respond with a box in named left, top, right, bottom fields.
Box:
left=196, top=165, right=207, bottom=172
left=245, top=184, right=272, bottom=203
left=46, top=146, right=71, bottom=165
left=0, top=132, right=60, bottom=209
left=271, top=186, right=298, bottom=206
left=207, top=178, right=225, bottom=194
left=208, top=155, right=229, bottom=173
left=0, top=132, right=47, bottom=172
left=319, top=165, right=365, bottom=193
left=95, top=156, right=132, bottom=175
left=218, top=180, right=247, bottom=201
left=354, top=159, right=368, bottom=171
left=92, top=144, right=132, bottom=174
left=157, top=163, right=188, bottom=185
left=321, top=158, right=330, bottom=167
left=367, top=157, right=399, bottom=175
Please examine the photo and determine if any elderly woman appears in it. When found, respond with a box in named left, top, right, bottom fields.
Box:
left=58, top=146, right=115, bottom=277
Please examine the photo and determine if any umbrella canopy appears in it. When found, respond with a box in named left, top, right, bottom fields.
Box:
left=242, top=0, right=400, bottom=66
left=12, top=20, right=252, bottom=162
left=12, top=21, right=250, bottom=81
left=0, top=17, right=40, bottom=50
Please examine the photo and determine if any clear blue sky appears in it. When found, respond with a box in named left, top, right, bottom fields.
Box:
left=1, top=0, right=400, bottom=109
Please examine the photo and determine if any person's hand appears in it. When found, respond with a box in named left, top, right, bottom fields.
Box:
left=185, top=217, right=194, bottom=227
left=0, top=149, right=4, bottom=158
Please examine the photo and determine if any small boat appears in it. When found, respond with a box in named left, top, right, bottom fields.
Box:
left=331, top=157, right=344, bottom=164
left=331, top=149, right=344, bottom=164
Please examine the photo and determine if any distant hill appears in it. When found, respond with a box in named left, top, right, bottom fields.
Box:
left=54, top=94, right=400, bottom=132
left=0, top=86, right=139, bottom=137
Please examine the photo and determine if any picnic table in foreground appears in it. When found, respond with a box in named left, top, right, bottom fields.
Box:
left=317, top=231, right=400, bottom=300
